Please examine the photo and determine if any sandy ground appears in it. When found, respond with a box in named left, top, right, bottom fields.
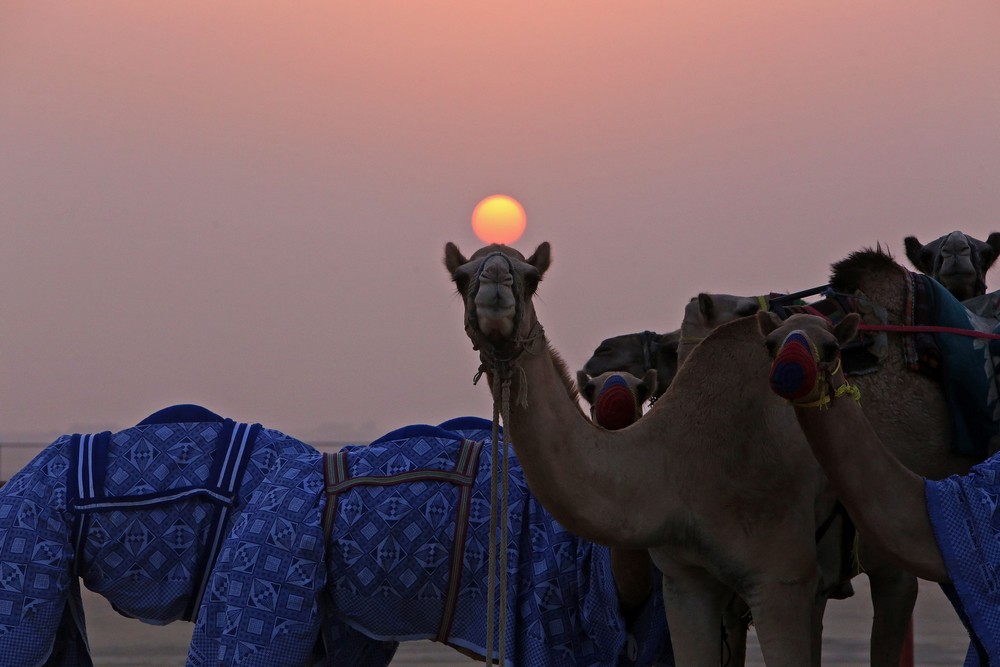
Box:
left=82, top=575, right=970, bottom=665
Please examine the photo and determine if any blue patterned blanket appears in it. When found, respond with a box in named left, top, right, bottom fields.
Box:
left=0, top=407, right=673, bottom=666
left=926, top=454, right=1000, bottom=665
left=188, top=416, right=673, bottom=666
left=0, top=404, right=318, bottom=666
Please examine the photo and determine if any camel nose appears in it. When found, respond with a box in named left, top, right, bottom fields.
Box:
left=479, top=257, right=515, bottom=288
left=475, top=257, right=516, bottom=309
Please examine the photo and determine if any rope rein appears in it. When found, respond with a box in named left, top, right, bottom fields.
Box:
left=484, top=380, right=501, bottom=667
left=473, top=322, right=544, bottom=666
left=857, top=322, right=1000, bottom=340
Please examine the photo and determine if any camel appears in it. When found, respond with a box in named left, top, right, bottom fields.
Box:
left=757, top=310, right=997, bottom=661
left=582, top=332, right=678, bottom=402
left=904, top=230, right=1000, bottom=301
left=581, top=306, right=852, bottom=664
left=446, top=241, right=839, bottom=666
left=445, top=241, right=982, bottom=666
left=576, top=368, right=658, bottom=427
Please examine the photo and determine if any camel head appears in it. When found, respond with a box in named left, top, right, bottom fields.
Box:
left=904, top=231, right=1000, bottom=301
left=678, top=293, right=763, bottom=362
left=444, top=241, right=552, bottom=361
left=580, top=330, right=678, bottom=400
left=757, top=311, right=861, bottom=405
left=576, top=369, right=657, bottom=429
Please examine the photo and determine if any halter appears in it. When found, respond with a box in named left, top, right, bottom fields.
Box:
left=466, top=251, right=546, bottom=406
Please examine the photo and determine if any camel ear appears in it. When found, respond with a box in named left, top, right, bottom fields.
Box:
left=756, top=310, right=782, bottom=336
left=904, top=236, right=932, bottom=273
left=576, top=370, right=596, bottom=404
left=698, top=293, right=715, bottom=322
left=443, top=242, right=468, bottom=276
left=527, top=242, right=552, bottom=276
left=980, top=232, right=1000, bottom=271
left=638, top=369, right=658, bottom=404
left=834, top=313, right=861, bottom=345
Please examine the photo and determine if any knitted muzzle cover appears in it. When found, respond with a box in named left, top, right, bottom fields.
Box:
left=769, top=330, right=821, bottom=402
left=594, top=374, right=640, bottom=431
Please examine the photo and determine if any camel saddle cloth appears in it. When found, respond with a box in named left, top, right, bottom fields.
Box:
left=187, top=417, right=673, bottom=666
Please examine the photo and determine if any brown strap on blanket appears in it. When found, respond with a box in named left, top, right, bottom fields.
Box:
left=436, top=439, right=484, bottom=643
left=320, top=440, right=484, bottom=644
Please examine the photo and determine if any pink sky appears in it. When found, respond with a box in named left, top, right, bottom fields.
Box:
left=3, top=2, right=999, bottom=443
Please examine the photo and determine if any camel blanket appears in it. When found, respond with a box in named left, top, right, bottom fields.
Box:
left=188, top=417, right=673, bottom=666
left=906, top=273, right=1000, bottom=459
left=925, top=454, right=1000, bottom=665
left=0, top=404, right=320, bottom=667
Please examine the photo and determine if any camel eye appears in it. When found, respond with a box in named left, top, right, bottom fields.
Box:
left=763, top=339, right=778, bottom=356
left=451, top=267, right=473, bottom=295
left=820, top=342, right=839, bottom=362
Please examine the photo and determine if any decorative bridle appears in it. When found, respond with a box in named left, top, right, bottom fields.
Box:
left=462, top=251, right=545, bottom=667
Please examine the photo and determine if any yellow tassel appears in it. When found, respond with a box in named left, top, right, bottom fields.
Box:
left=834, top=383, right=861, bottom=403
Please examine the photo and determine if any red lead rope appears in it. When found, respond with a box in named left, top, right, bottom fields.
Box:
left=857, top=322, right=1000, bottom=341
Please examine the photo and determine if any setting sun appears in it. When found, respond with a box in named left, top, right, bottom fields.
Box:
left=471, top=195, right=526, bottom=244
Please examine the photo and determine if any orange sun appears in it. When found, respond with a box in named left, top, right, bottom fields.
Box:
left=471, top=194, right=526, bottom=244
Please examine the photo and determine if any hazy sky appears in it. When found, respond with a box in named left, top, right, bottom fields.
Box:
left=3, top=2, right=1000, bottom=443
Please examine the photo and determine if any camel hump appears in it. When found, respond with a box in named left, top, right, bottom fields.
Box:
left=136, top=404, right=226, bottom=425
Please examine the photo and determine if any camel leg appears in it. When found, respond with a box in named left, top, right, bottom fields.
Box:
left=721, top=594, right=749, bottom=667
left=655, top=562, right=733, bottom=667
left=811, top=591, right=830, bottom=666
left=743, top=569, right=818, bottom=667
left=860, top=541, right=919, bottom=667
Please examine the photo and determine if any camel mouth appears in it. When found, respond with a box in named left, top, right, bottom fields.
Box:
left=937, top=267, right=976, bottom=280
left=474, top=310, right=516, bottom=340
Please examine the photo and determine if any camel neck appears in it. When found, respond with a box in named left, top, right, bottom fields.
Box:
left=496, top=339, right=676, bottom=547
